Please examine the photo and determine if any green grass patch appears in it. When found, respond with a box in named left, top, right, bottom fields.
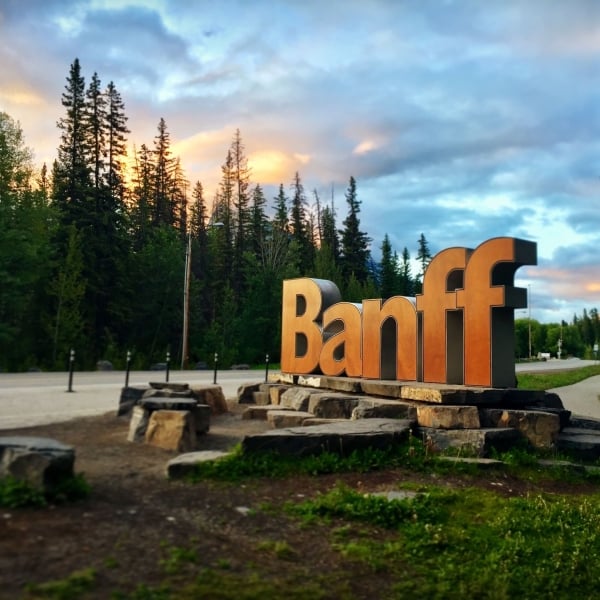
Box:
left=0, top=473, right=90, bottom=508
left=517, top=364, right=600, bottom=390
left=289, top=483, right=600, bottom=598
left=186, top=438, right=430, bottom=483
left=24, top=567, right=96, bottom=599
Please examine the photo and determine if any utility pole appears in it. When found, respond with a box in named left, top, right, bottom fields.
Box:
left=181, top=230, right=192, bottom=370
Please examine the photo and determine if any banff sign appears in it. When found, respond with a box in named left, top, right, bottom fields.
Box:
left=281, top=237, right=537, bottom=388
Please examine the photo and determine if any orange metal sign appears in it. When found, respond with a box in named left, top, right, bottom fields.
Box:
left=281, top=237, right=537, bottom=388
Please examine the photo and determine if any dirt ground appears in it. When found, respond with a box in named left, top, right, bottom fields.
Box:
left=1, top=402, right=598, bottom=599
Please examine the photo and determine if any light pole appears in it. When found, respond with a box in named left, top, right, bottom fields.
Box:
left=528, top=285, right=532, bottom=360
left=181, top=230, right=192, bottom=370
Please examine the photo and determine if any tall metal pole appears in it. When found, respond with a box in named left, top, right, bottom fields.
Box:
left=181, top=230, right=192, bottom=370
left=528, top=284, right=532, bottom=360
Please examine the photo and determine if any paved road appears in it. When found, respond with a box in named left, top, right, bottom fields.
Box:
left=0, top=369, right=264, bottom=430
left=1, top=359, right=598, bottom=430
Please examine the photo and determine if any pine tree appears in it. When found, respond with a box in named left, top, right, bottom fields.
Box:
left=379, top=234, right=399, bottom=299
left=321, top=202, right=340, bottom=264
left=85, top=72, right=106, bottom=194
left=130, top=143, right=154, bottom=248
left=339, top=176, right=371, bottom=283
left=398, top=246, right=414, bottom=296
left=153, top=117, right=176, bottom=226
left=289, top=171, right=314, bottom=273
left=416, top=233, right=432, bottom=279
left=55, top=58, right=90, bottom=218
left=104, top=81, right=129, bottom=201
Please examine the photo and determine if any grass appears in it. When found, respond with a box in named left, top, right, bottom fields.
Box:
left=288, top=483, right=600, bottom=598
left=0, top=473, right=90, bottom=508
left=517, top=363, right=600, bottom=390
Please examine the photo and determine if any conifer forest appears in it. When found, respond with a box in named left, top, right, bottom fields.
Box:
left=1, top=59, right=598, bottom=372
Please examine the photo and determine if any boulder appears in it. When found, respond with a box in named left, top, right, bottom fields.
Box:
left=266, top=384, right=293, bottom=405
left=96, top=360, right=114, bottom=371
left=144, top=410, right=196, bottom=452
left=117, top=385, right=148, bottom=416
left=252, top=391, right=270, bottom=405
left=127, top=406, right=150, bottom=442
left=237, top=382, right=261, bottom=404
left=417, top=427, right=521, bottom=457
left=351, top=398, right=418, bottom=421
left=190, top=385, right=228, bottom=414
left=0, top=436, right=75, bottom=490
left=307, top=393, right=362, bottom=419
left=417, top=405, right=480, bottom=429
left=241, top=418, right=411, bottom=457
left=480, top=409, right=560, bottom=448
left=267, top=410, right=314, bottom=428
left=279, top=387, right=314, bottom=411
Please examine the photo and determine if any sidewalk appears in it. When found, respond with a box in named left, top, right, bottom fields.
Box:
left=549, top=375, right=600, bottom=420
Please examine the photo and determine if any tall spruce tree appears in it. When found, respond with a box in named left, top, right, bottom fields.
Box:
left=379, top=234, right=399, bottom=299
left=104, top=81, right=129, bottom=201
left=289, top=171, right=314, bottom=273
left=55, top=58, right=90, bottom=219
left=339, top=176, right=370, bottom=283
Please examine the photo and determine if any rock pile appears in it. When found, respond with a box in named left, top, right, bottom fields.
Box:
left=235, top=373, right=600, bottom=460
left=119, top=382, right=228, bottom=452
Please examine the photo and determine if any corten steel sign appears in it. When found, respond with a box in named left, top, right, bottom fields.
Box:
left=281, top=237, right=537, bottom=388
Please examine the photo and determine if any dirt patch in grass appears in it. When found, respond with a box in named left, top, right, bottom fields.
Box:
left=1, top=402, right=598, bottom=599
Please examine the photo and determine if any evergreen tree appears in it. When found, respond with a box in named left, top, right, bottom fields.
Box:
left=104, top=81, right=129, bottom=201
left=289, top=171, right=314, bottom=273
left=339, top=176, right=371, bottom=283
left=379, top=234, right=399, bottom=299
left=398, top=246, right=414, bottom=296
left=85, top=72, right=106, bottom=194
left=130, top=143, right=154, bottom=248
left=416, top=233, right=432, bottom=285
left=153, top=117, right=176, bottom=226
left=321, top=202, right=340, bottom=264
left=0, top=113, right=55, bottom=369
left=54, top=58, right=90, bottom=218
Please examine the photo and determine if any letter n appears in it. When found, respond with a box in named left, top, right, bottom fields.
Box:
left=362, top=297, right=417, bottom=380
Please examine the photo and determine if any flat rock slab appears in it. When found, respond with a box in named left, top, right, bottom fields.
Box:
left=267, top=410, right=314, bottom=428
left=241, top=418, right=411, bottom=457
left=149, top=382, right=190, bottom=392
left=140, top=398, right=199, bottom=411
left=556, top=428, right=600, bottom=461
left=167, top=450, right=231, bottom=479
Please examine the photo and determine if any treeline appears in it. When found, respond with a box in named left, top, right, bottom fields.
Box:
left=515, top=311, right=600, bottom=361
left=1, top=58, right=598, bottom=371
left=0, top=59, right=428, bottom=371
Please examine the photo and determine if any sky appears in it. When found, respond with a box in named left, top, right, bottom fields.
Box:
left=1, top=0, right=599, bottom=325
